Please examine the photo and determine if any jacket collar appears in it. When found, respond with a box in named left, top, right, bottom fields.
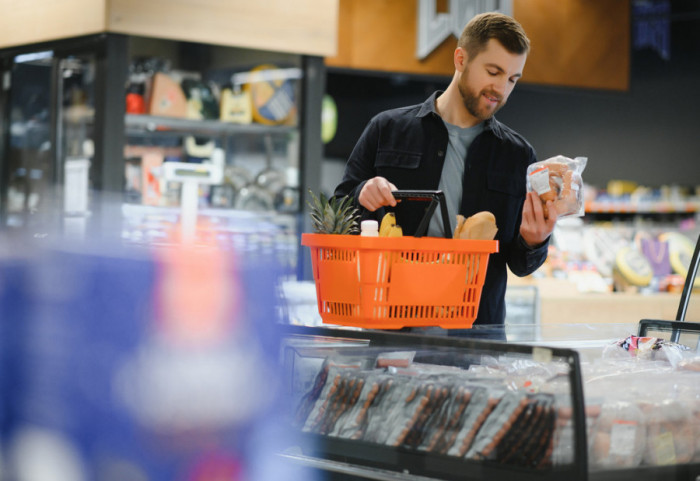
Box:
left=418, top=91, right=504, bottom=139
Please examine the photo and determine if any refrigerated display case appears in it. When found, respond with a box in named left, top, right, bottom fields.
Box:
left=278, top=324, right=700, bottom=481
left=0, top=33, right=325, bottom=276
left=279, top=325, right=588, bottom=481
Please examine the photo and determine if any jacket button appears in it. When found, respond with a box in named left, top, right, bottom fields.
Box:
left=438, top=150, right=444, bottom=157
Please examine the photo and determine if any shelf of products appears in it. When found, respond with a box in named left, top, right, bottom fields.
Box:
left=584, top=181, right=700, bottom=216
left=0, top=34, right=321, bottom=275
left=585, top=200, right=700, bottom=215
left=119, top=38, right=307, bottom=274
left=125, top=114, right=298, bottom=138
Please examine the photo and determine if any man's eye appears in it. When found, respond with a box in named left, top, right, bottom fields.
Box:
left=487, top=70, right=497, bottom=76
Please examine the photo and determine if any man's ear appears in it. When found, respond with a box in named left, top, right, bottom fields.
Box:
left=454, top=47, right=467, bottom=72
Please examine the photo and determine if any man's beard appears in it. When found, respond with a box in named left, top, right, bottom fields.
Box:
left=458, top=74, right=503, bottom=121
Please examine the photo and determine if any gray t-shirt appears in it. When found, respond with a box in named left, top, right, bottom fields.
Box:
left=427, top=120, right=484, bottom=237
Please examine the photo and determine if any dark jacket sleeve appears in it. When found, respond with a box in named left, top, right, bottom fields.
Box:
left=333, top=116, right=380, bottom=206
left=502, top=146, right=550, bottom=277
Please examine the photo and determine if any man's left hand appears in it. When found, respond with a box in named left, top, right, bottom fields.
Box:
left=520, top=191, right=558, bottom=248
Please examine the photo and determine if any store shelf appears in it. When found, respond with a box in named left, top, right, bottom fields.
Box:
left=125, top=114, right=297, bottom=137
left=585, top=200, right=700, bottom=215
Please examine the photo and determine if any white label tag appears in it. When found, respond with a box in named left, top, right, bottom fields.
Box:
left=529, top=167, right=551, bottom=195
left=64, top=158, right=91, bottom=214
left=532, top=347, right=552, bottom=363
left=609, top=421, right=637, bottom=456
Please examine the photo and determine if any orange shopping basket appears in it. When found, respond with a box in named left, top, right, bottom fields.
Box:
left=302, top=191, right=499, bottom=329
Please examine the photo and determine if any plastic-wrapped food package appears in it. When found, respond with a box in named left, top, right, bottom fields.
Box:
left=655, top=374, right=700, bottom=463
left=418, top=383, right=473, bottom=454
left=466, top=391, right=531, bottom=460
left=447, top=387, right=505, bottom=457
left=329, top=371, right=393, bottom=440
left=602, top=335, right=692, bottom=368
left=639, top=399, right=695, bottom=465
left=589, top=401, right=646, bottom=468
left=677, top=354, right=700, bottom=372
left=527, top=155, right=587, bottom=219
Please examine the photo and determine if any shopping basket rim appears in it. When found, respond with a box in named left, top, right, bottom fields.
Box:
left=301, top=232, right=498, bottom=254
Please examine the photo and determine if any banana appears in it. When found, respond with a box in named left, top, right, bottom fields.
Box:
left=379, top=212, right=397, bottom=237
left=387, top=224, right=403, bottom=237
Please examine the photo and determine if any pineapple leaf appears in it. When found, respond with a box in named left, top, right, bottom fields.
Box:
left=307, top=189, right=359, bottom=234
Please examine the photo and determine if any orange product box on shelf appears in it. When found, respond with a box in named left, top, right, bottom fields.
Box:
left=301, top=233, right=498, bottom=330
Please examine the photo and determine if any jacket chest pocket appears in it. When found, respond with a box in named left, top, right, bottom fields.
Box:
left=375, top=151, right=421, bottom=169
left=485, top=171, right=526, bottom=241
left=375, top=151, right=422, bottom=185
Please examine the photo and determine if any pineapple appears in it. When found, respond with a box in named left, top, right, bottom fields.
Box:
left=307, top=190, right=359, bottom=235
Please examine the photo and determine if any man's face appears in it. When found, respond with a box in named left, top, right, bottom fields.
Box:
left=457, top=38, right=527, bottom=121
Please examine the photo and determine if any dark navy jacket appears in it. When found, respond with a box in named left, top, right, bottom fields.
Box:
left=334, top=91, right=549, bottom=326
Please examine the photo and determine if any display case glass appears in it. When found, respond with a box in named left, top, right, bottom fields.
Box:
left=278, top=324, right=700, bottom=481
left=120, top=36, right=305, bottom=272
left=2, top=50, right=56, bottom=230
left=279, top=325, right=588, bottom=481
left=1, top=34, right=317, bottom=275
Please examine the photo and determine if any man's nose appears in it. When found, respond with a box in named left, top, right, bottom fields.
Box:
left=492, top=78, right=507, bottom=96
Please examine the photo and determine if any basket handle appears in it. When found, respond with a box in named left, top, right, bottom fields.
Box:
left=391, top=190, right=452, bottom=238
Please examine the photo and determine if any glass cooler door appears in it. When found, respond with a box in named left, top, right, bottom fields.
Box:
left=1, top=45, right=97, bottom=238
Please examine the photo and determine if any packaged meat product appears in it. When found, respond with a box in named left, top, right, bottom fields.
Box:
left=363, top=377, right=413, bottom=444
left=641, top=399, right=694, bottom=465
left=318, top=372, right=365, bottom=435
left=512, top=397, right=556, bottom=467
left=447, top=388, right=505, bottom=457
left=402, top=383, right=451, bottom=449
left=677, top=355, right=700, bottom=372
left=602, top=335, right=691, bottom=368
left=466, top=391, right=531, bottom=460
left=330, top=372, right=391, bottom=439
left=301, top=368, right=348, bottom=433
left=421, top=385, right=473, bottom=454
left=589, top=401, right=646, bottom=469
left=385, top=381, right=441, bottom=447
left=499, top=394, right=555, bottom=467
left=355, top=376, right=398, bottom=442
left=526, top=155, right=587, bottom=219
left=294, top=357, right=364, bottom=427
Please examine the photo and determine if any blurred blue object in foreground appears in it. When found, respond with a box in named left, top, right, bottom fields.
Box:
left=0, top=238, right=314, bottom=481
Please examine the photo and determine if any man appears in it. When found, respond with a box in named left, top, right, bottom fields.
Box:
left=333, top=12, right=558, bottom=331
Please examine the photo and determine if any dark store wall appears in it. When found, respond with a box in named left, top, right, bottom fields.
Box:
left=499, top=48, right=700, bottom=188
left=323, top=6, right=700, bottom=191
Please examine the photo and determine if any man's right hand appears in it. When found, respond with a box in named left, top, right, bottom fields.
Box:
left=358, top=176, right=398, bottom=211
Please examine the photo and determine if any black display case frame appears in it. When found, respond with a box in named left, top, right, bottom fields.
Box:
left=280, top=324, right=700, bottom=481
left=280, top=324, right=588, bottom=481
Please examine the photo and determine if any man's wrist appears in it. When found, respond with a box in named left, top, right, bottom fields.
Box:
left=519, top=234, right=548, bottom=251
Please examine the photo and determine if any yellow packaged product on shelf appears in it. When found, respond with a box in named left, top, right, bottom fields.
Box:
left=614, top=246, right=654, bottom=289
left=659, top=231, right=700, bottom=288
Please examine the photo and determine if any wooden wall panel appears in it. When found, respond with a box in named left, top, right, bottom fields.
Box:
left=325, top=0, right=456, bottom=76
left=326, top=0, right=630, bottom=90
left=514, top=0, right=630, bottom=90
left=0, top=0, right=106, bottom=49
left=0, top=0, right=339, bottom=57
left=108, top=0, right=339, bottom=57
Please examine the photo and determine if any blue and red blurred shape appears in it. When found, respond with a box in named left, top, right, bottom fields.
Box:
left=0, top=236, right=312, bottom=481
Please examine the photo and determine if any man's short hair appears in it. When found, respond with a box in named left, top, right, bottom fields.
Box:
left=458, top=12, right=530, bottom=60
